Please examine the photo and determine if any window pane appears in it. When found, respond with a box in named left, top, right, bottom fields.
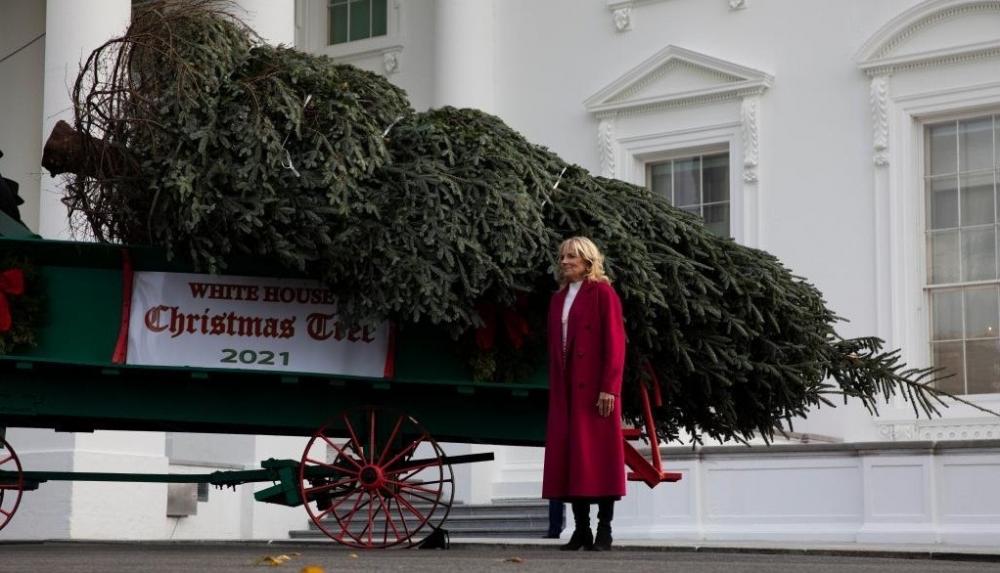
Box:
left=702, top=154, right=729, bottom=203
left=673, top=157, right=700, bottom=207
left=964, top=286, right=999, bottom=338
left=329, top=2, right=348, bottom=44
left=929, top=231, right=960, bottom=284
left=961, top=227, right=996, bottom=281
left=349, top=0, right=371, bottom=42
left=932, top=341, right=965, bottom=394
left=931, top=289, right=963, bottom=340
left=965, top=339, right=1000, bottom=394
left=703, top=203, right=730, bottom=237
left=371, top=0, right=388, bottom=37
left=961, top=171, right=995, bottom=226
left=928, top=176, right=958, bottom=229
left=929, top=122, right=957, bottom=176
left=649, top=162, right=672, bottom=201
left=681, top=206, right=701, bottom=217
left=959, top=117, right=994, bottom=173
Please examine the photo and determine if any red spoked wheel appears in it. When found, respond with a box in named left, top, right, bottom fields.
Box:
left=299, top=407, right=454, bottom=549
left=0, top=437, right=24, bottom=532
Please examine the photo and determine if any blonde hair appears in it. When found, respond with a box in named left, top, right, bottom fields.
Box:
left=557, top=236, right=611, bottom=286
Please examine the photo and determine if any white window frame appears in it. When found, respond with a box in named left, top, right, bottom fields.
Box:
left=641, top=142, right=735, bottom=238
left=325, top=0, right=389, bottom=46
left=619, top=123, right=748, bottom=244
left=857, top=0, right=1000, bottom=437
left=883, top=84, right=1000, bottom=406
left=922, top=111, right=1000, bottom=396
left=296, top=0, right=401, bottom=61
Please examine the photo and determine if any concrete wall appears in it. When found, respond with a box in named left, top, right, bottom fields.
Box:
left=612, top=441, right=1000, bottom=546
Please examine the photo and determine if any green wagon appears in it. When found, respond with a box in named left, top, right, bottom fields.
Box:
left=0, top=213, right=676, bottom=548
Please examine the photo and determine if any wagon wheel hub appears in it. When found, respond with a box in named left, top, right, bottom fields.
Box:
left=358, top=464, right=385, bottom=490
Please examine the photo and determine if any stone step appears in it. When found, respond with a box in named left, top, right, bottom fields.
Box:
left=303, top=515, right=549, bottom=530
left=290, top=527, right=548, bottom=540
left=288, top=499, right=552, bottom=540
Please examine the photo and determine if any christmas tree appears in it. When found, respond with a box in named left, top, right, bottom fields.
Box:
left=43, top=0, right=987, bottom=445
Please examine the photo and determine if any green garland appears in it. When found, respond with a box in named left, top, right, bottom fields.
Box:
left=0, top=256, right=44, bottom=355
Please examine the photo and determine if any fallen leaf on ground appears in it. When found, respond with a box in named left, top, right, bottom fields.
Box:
left=256, top=554, right=293, bottom=566
left=504, top=557, right=525, bottom=563
left=349, top=553, right=359, bottom=559
left=301, top=566, right=324, bottom=573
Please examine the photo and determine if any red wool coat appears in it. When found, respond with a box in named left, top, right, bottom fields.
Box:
left=542, top=279, right=626, bottom=500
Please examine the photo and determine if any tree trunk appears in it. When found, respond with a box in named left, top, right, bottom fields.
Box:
left=42, top=120, right=129, bottom=178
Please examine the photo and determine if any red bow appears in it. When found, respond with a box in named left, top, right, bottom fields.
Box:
left=0, top=268, right=25, bottom=333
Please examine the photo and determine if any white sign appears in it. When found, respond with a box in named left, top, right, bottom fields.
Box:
left=126, top=272, right=391, bottom=378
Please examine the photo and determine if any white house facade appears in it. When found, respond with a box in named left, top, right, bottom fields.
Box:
left=2, top=0, right=1000, bottom=546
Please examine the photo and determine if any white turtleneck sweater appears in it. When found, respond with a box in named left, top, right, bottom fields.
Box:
left=561, top=280, right=583, bottom=350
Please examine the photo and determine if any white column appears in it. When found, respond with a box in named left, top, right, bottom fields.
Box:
left=230, top=0, right=296, bottom=46
left=39, top=0, right=131, bottom=239
left=21, top=0, right=162, bottom=543
left=434, top=0, right=495, bottom=111
left=3, top=428, right=75, bottom=539
left=0, top=1, right=45, bottom=232
left=434, top=0, right=503, bottom=507
left=220, top=5, right=297, bottom=534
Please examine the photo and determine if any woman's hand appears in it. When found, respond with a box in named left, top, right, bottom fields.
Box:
left=596, top=391, right=616, bottom=417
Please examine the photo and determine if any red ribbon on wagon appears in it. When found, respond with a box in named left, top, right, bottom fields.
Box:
left=0, top=268, right=25, bottom=332
left=474, top=296, right=531, bottom=351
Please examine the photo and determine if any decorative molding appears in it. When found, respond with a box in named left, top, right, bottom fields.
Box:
left=857, top=0, right=1000, bottom=76
left=609, top=60, right=742, bottom=104
left=598, top=116, right=617, bottom=178
left=862, top=40, right=1000, bottom=76
left=729, top=0, right=748, bottom=9
left=585, top=45, right=773, bottom=116
left=878, top=418, right=1000, bottom=441
left=859, top=0, right=1000, bottom=61
left=879, top=423, right=918, bottom=441
left=740, top=96, right=759, bottom=183
left=613, top=6, right=632, bottom=32
left=606, top=0, right=685, bottom=31
left=594, top=87, right=769, bottom=119
left=587, top=46, right=768, bottom=247
left=324, top=43, right=404, bottom=67
left=919, top=421, right=1000, bottom=441
left=870, top=75, right=890, bottom=166
left=383, top=49, right=400, bottom=75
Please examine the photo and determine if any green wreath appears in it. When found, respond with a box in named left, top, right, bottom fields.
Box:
left=0, top=256, right=44, bottom=355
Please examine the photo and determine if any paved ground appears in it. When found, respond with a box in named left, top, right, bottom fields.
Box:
left=0, top=542, right=998, bottom=573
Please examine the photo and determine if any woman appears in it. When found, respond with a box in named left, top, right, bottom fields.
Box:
left=542, top=236, right=626, bottom=551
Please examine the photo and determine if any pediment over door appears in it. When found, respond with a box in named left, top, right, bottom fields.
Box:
left=857, top=0, right=1000, bottom=75
left=584, top=45, right=772, bottom=116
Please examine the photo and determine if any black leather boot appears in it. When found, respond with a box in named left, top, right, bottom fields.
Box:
left=560, top=502, right=593, bottom=551
left=593, top=525, right=612, bottom=551
left=592, top=499, right=614, bottom=551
